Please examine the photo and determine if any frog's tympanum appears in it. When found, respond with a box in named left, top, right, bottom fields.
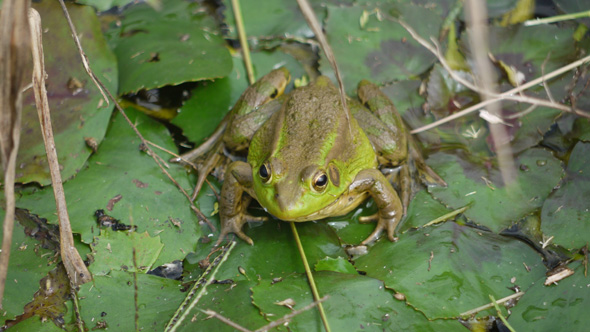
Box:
left=189, top=68, right=443, bottom=246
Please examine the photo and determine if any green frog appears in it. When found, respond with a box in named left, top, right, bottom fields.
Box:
left=186, top=68, right=443, bottom=246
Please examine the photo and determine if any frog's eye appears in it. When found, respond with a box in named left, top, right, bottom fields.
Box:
left=269, top=88, right=279, bottom=99
left=259, top=163, right=271, bottom=183
left=312, top=172, right=328, bottom=192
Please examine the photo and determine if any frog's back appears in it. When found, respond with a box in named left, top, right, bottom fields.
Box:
left=249, top=76, right=376, bottom=175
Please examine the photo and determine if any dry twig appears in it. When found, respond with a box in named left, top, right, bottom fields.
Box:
left=29, top=7, right=92, bottom=286
left=0, top=0, right=31, bottom=307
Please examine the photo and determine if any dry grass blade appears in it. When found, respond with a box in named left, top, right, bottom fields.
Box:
left=0, top=0, right=31, bottom=308
left=29, top=8, right=92, bottom=286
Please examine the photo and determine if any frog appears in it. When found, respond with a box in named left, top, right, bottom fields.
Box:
left=180, top=67, right=444, bottom=246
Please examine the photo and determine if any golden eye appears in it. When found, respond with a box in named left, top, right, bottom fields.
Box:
left=312, top=172, right=328, bottom=191
left=270, top=88, right=279, bottom=99
left=259, top=163, right=271, bottom=183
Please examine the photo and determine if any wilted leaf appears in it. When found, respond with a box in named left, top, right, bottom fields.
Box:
left=8, top=1, right=117, bottom=185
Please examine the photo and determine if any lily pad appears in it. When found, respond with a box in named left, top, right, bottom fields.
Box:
left=212, top=220, right=348, bottom=281
left=17, top=109, right=206, bottom=267
left=321, top=2, right=441, bottom=92
left=89, top=230, right=164, bottom=276
left=508, top=262, right=589, bottom=331
left=541, top=142, right=590, bottom=249
left=172, top=51, right=306, bottom=144
left=222, top=0, right=326, bottom=39
left=428, top=148, right=563, bottom=233
left=78, top=270, right=184, bottom=331
left=0, top=211, right=56, bottom=323
left=75, top=0, right=136, bottom=11
left=9, top=1, right=118, bottom=185
left=355, top=221, right=547, bottom=319
left=251, top=273, right=464, bottom=331
left=105, top=0, right=232, bottom=93
left=174, top=281, right=268, bottom=332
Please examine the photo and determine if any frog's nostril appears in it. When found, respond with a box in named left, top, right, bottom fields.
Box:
left=274, top=193, right=279, bottom=199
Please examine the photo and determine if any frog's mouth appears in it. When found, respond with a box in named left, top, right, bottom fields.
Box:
left=267, top=190, right=370, bottom=222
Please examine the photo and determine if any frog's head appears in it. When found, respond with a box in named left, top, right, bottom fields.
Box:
left=251, top=157, right=349, bottom=221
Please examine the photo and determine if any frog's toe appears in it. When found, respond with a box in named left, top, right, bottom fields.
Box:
left=358, top=213, right=378, bottom=223
left=245, top=214, right=268, bottom=223
left=235, top=230, right=254, bottom=245
left=361, top=225, right=383, bottom=245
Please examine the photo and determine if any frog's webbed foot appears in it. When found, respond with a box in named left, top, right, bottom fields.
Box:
left=351, top=169, right=403, bottom=246
left=215, top=213, right=269, bottom=247
left=360, top=209, right=399, bottom=245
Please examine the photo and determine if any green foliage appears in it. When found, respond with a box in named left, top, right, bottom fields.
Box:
left=5, top=0, right=590, bottom=331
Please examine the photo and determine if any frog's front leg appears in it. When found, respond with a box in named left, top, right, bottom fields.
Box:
left=349, top=169, right=403, bottom=245
left=216, top=161, right=267, bottom=246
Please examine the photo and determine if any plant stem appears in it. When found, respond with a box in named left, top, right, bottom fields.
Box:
left=290, top=222, right=331, bottom=332
left=524, top=10, right=590, bottom=26
left=231, top=0, right=255, bottom=85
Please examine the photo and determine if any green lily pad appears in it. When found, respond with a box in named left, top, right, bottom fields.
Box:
left=172, top=51, right=306, bottom=145
left=251, top=273, right=464, bottom=331
left=321, top=2, right=441, bottom=92
left=508, top=262, right=589, bottom=331
left=17, top=109, right=206, bottom=267
left=355, top=221, right=547, bottom=319
left=212, top=220, right=348, bottom=281
left=222, top=0, right=326, bottom=39
left=314, top=256, right=357, bottom=274
left=9, top=1, right=117, bottom=185
left=428, top=148, right=564, bottom=233
left=78, top=270, right=184, bottom=331
left=75, top=0, right=136, bottom=11
left=89, top=230, right=164, bottom=276
left=173, top=280, right=268, bottom=332
left=105, top=0, right=232, bottom=94
left=541, top=142, right=590, bottom=249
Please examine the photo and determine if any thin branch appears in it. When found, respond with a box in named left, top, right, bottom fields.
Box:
left=489, top=295, right=517, bottom=332
left=398, top=21, right=590, bottom=134
left=464, top=0, right=517, bottom=185
left=524, top=10, right=590, bottom=26
left=460, top=291, right=524, bottom=317
left=30, top=7, right=92, bottom=286
left=57, top=0, right=214, bottom=231
left=202, top=310, right=253, bottom=332
left=255, top=296, right=329, bottom=332
left=0, top=0, right=31, bottom=308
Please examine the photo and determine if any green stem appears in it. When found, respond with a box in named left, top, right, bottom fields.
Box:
left=489, top=295, right=517, bottom=332
left=290, top=222, right=331, bottom=332
left=524, top=10, right=590, bottom=26
left=231, top=0, right=255, bottom=85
